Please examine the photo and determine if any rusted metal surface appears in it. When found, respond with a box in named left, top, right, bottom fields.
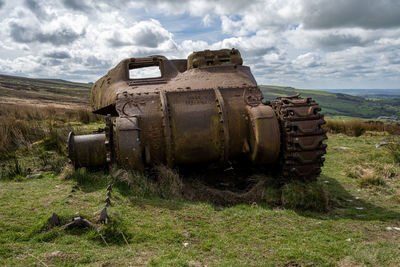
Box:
left=246, top=105, right=280, bottom=164
left=68, top=49, right=327, bottom=181
left=67, top=132, right=107, bottom=168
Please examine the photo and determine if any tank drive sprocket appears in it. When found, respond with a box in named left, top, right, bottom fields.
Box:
left=270, top=94, right=327, bottom=182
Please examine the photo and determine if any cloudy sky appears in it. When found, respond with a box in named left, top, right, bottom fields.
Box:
left=0, top=0, right=399, bottom=89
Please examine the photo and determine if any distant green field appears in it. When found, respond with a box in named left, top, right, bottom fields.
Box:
left=261, top=85, right=400, bottom=118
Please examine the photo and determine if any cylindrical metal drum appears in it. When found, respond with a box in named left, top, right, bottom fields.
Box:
left=67, top=132, right=107, bottom=168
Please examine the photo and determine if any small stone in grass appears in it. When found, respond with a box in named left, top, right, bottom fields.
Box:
left=375, top=142, right=388, bottom=148
left=188, top=260, right=202, bottom=267
left=346, top=238, right=352, bottom=242
left=386, top=227, right=393, bottom=231
left=45, top=250, right=65, bottom=258
left=332, top=146, right=351, bottom=150
left=355, top=207, right=364, bottom=210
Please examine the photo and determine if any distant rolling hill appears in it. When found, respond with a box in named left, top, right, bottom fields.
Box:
left=1, top=74, right=399, bottom=118
left=260, top=85, right=400, bottom=118
left=317, top=89, right=400, bottom=98
left=0, top=74, right=91, bottom=106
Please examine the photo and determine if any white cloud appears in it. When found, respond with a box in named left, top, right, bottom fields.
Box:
left=202, top=14, right=212, bottom=27
left=0, top=0, right=399, bottom=88
left=293, top=53, right=323, bottom=68
left=105, top=19, right=175, bottom=48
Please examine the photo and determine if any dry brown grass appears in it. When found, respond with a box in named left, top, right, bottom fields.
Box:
left=154, top=164, right=183, bottom=199
left=0, top=103, right=101, bottom=158
left=346, top=163, right=400, bottom=188
left=111, top=167, right=156, bottom=198
left=0, top=103, right=101, bottom=123
left=182, top=176, right=281, bottom=206
left=325, top=120, right=400, bottom=136
left=386, top=136, right=400, bottom=164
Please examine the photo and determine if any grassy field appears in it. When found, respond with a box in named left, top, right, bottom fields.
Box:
left=1, top=107, right=400, bottom=266
left=1, top=75, right=400, bottom=266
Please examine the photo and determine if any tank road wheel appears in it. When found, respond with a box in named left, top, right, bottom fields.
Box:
left=270, top=95, right=327, bottom=182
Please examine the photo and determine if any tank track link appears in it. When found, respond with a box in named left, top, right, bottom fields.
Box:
left=270, top=94, right=327, bottom=182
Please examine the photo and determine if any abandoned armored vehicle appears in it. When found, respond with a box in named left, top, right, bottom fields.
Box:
left=67, top=49, right=327, bottom=181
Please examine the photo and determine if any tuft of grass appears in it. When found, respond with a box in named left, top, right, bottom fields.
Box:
left=346, top=165, right=369, bottom=180
left=155, top=164, right=183, bottom=199
left=386, top=136, right=400, bottom=164
left=38, top=151, right=66, bottom=174
left=281, top=181, right=329, bottom=212
left=111, top=167, right=155, bottom=197
left=41, top=123, right=72, bottom=154
left=345, top=162, right=400, bottom=188
left=77, top=109, right=102, bottom=124
left=64, top=167, right=89, bottom=184
left=0, top=156, right=29, bottom=180
left=346, top=165, right=384, bottom=188
left=64, top=167, right=108, bottom=192
left=358, top=175, right=386, bottom=188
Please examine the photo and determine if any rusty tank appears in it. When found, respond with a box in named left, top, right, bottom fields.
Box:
left=67, top=49, right=327, bottom=181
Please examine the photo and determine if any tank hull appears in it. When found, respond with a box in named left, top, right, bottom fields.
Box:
left=68, top=49, right=327, bottom=181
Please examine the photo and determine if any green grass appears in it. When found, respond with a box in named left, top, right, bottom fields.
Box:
left=1, top=131, right=400, bottom=266
left=1, top=76, right=400, bottom=265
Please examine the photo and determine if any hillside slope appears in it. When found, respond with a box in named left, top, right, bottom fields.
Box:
left=261, top=85, right=400, bottom=118
left=0, top=74, right=91, bottom=106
